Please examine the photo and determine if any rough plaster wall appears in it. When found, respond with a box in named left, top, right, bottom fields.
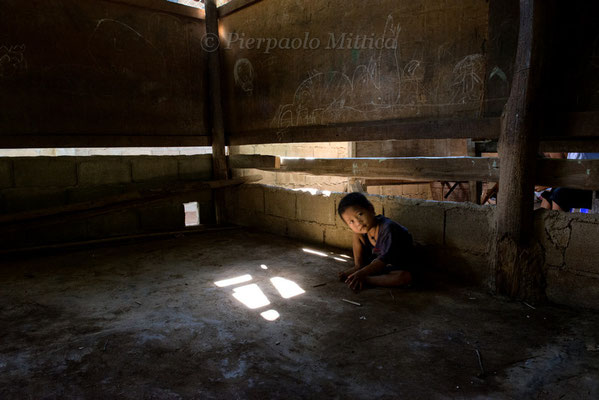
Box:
left=0, top=155, right=213, bottom=250
left=535, top=210, right=599, bottom=309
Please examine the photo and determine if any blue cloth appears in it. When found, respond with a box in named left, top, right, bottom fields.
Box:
left=567, top=153, right=599, bottom=160
left=362, top=215, right=413, bottom=273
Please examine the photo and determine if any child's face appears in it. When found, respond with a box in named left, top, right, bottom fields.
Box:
left=341, top=205, right=376, bottom=234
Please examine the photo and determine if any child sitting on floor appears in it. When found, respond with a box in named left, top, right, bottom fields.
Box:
left=337, top=192, right=414, bottom=291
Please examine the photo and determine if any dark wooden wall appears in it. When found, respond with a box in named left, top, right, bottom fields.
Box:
left=220, top=0, right=489, bottom=142
left=0, top=0, right=209, bottom=148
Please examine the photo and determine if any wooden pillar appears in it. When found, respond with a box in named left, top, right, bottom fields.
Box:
left=205, top=0, right=229, bottom=223
left=495, top=0, right=550, bottom=301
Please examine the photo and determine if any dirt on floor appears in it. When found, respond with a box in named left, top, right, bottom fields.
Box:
left=1, top=228, right=598, bottom=399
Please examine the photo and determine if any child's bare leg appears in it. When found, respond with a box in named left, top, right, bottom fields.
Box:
left=365, top=270, right=412, bottom=287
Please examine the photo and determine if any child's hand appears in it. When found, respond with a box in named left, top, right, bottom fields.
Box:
left=345, top=269, right=366, bottom=291
left=338, top=267, right=358, bottom=282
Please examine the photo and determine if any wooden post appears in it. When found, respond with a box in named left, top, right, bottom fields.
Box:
left=495, top=0, right=550, bottom=301
left=205, top=0, right=229, bottom=223
left=467, top=139, right=482, bottom=204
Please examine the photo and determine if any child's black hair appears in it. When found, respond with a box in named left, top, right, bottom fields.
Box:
left=337, top=192, right=374, bottom=218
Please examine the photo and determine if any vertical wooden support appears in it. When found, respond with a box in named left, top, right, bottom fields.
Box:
left=205, top=0, right=229, bottom=223
left=495, top=0, right=550, bottom=301
left=467, top=139, right=482, bottom=204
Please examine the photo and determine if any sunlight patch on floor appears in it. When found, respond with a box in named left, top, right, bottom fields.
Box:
left=232, top=284, right=270, bottom=309
left=214, top=274, right=252, bottom=287
left=270, top=277, right=305, bottom=299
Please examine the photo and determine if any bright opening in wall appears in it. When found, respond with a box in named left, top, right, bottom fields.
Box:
left=183, top=202, right=200, bottom=226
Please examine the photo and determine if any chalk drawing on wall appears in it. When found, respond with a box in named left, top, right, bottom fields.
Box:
left=450, top=54, right=484, bottom=104
left=269, top=12, right=486, bottom=131
left=271, top=15, right=403, bottom=129
left=0, top=44, right=27, bottom=78
left=234, top=58, right=255, bottom=94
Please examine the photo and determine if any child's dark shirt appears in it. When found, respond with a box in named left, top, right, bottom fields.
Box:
left=362, top=215, right=413, bottom=272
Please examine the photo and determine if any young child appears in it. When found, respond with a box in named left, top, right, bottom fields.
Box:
left=337, top=192, right=414, bottom=291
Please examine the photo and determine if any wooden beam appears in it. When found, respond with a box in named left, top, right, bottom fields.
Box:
left=228, top=111, right=599, bottom=146
left=205, top=0, right=228, bottom=181
left=363, top=179, right=433, bottom=186
left=205, top=0, right=229, bottom=224
left=545, top=111, right=599, bottom=138
left=539, top=138, right=599, bottom=153
left=536, top=159, right=599, bottom=191
left=229, top=154, right=280, bottom=169
left=101, top=0, right=205, bottom=19
left=218, top=0, right=262, bottom=17
left=275, top=157, right=500, bottom=182
left=477, top=138, right=599, bottom=154
left=0, top=135, right=211, bottom=149
left=229, top=117, right=501, bottom=145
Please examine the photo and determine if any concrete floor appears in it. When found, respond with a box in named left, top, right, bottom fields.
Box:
left=1, top=229, right=599, bottom=399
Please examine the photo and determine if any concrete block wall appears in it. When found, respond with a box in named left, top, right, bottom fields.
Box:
left=0, top=155, right=213, bottom=250
left=225, top=184, right=599, bottom=310
left=224, top=184, right=495, bottom=284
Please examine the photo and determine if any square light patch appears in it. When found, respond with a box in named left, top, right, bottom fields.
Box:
left=232, top=284, right=270, bottom=309
left=270, top=277, right=305, bottom=299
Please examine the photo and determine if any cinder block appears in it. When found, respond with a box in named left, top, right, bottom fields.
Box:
left=178, top=155, right=212, bottom=181
left=79, top=159, right=131, bottom=186
left=237, top=185, right=265, bottom=213
left=265, top=187, right=296, bottom=219
left=296, top=190, right=336, bottom=225
left=0, top=160, right=12, bottom=188
left=384, top=198, right=445, bottom=246
left=132, top=157, right=178, bottom=182
left=139, top=202, right=185, bottom=231
left=87, top=210, right=139, bottom=238
left=324, top=226, right=353, bottom=249
left=445, top=205, right=493, bottom=254
left=565, top=220, right=599, bottom=274
left=546, top=268, right=599, bottom=310
left=1, top=187, right=67, bottom=213
left=255, top=214, right=288, bottom=237
left=287, top=220, right=324, bottom=244
left=14, top=158, right=77, bottom=187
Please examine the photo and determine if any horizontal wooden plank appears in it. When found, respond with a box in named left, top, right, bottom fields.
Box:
left=229, top=154, right=280, bottom=169
left=536, top=159, right=599, bottom=191
left=102, top=0, right=205, bottom=19
left=363, top=179, right=433, bottom=186
left=539, top=139, right=599, bottom=153
left=0, top=135, right=211, bottom=149
left=277, top=157, right=500, bottom=182
left=547, top=111, right=599, bottom=138
left=228, top=118, right=502, bottom=145
left=218, top=0, right=261, bottom=17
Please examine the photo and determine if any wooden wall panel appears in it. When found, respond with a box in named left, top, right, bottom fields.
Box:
left=0, top=0, right=209, bottom=147
left=220, top=0, right=489, bottom=142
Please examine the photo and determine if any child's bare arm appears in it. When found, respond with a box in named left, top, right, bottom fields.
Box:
left=338, top=233, right=367, bottom=280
